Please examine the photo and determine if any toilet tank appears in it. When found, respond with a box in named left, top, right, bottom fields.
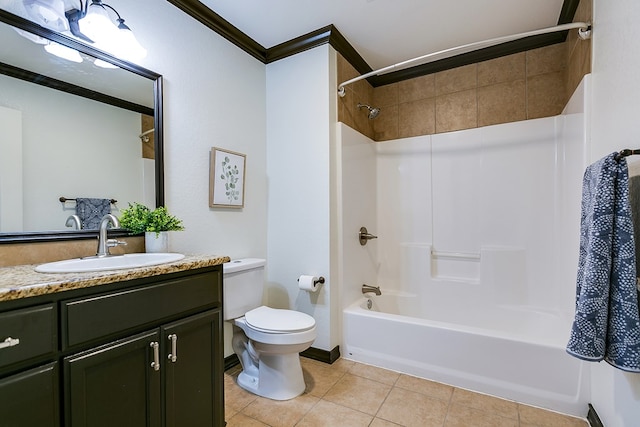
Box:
left=223, top=258, right=266, bottom=320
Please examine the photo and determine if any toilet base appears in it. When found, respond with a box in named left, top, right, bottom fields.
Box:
left=237, top=352, right=306, bottom=400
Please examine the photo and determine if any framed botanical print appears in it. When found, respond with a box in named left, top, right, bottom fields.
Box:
left=209, top=147, right=246, bottom=208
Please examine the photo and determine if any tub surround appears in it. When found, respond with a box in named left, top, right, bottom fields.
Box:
left=338, top=75, right=590, bottom=416
left=0, top=254, right=230, bottom=302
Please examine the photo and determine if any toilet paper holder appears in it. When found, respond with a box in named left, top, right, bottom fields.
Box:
left=297, top=276, right=325, bottom=285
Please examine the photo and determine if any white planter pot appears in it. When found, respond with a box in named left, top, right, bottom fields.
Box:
left=145, top=231, right=168, bottom=253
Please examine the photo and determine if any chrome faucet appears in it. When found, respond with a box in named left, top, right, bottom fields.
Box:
left=65, top=215, right=82, bottom=230
left=96, top=214, right=127, bottom=257
left=362, top=284, right=382, bottom=296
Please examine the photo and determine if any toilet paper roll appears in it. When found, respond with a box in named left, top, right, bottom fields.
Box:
left=298, top=275, right=319, bottom=292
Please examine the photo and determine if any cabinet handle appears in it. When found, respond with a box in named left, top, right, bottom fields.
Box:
left=0, top=337, right=20, bottom=350
left=150, top=341, right=160, bottom=371
left=168, top=334, right=177, bottom=363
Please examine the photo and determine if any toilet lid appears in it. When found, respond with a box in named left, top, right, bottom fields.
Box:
left=245, top=306, right=316, bottom=333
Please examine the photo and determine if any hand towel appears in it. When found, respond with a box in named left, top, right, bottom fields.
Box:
left=628, top=174, right=640, bottom=276
left=75, top=198, right=112, bottom=230
left=566, top=153, right=640, bottom=372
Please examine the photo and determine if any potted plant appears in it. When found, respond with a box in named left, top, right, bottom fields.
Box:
left=118, top=202, right=184, bottom=253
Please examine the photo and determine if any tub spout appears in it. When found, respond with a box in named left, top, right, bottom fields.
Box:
left=362, top=284, right=381, bottom=296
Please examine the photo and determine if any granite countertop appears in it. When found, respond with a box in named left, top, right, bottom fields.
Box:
left=0, top=254, right=230, bottom=302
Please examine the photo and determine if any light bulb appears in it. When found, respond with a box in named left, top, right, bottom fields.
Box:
left=115, top=21, right=147, bottom=62
left=78, top=2, right=118, bottom=44
left=44, top=42, right=83, bottom=63
left=94, top=58, right=118, bottom=69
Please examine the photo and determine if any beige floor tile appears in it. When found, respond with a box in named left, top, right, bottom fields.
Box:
left=377, top=387, right=449, bottom=427
left=518, top=404, right=589, bottom=427
left=226, top=364, right=243, bottom=375
left=324, top=357, right=355, bottom=372
left=224, top=372, right=258, bottom=413
left=451, top=388, right=518, bottom=420
left=370, top=418, right=405, bottom=427
left=445, top=403, right=518, bottom=427
left=296, top=400, right=373, bottom=427
left=242, top=394, right=319, bottom=427
left=349, top=362, right=401, bottom=385
left=225, top=404, right=238, bottom=423
left=323, top=373, right=392, bottom=415
left=302, top=359, right=346, bottom=397
left=226, top=412, right=270, bottom=427
left=395, top=374, right=454, bottom=402
left=224, top=360, right=586, bottom=427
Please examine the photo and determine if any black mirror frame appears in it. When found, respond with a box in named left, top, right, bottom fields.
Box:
left=0, top=9, right=164, bottom=243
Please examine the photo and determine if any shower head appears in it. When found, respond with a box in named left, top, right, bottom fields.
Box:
left=357, top=103, right=381, bottom=120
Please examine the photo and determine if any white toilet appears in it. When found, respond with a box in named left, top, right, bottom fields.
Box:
left=223, top=258, right=317, bottom=400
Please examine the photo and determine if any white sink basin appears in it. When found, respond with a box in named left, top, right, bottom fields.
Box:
left=35, top=253, right=186, bottom=273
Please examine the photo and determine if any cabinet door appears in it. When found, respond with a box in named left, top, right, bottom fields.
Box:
left=0, top=303, right=57, bottom=371
left=163, top=310, right=223, bottom=427
left=65, top=330, right=161, bottom=427
left=0, top=362, right=59, bottom=427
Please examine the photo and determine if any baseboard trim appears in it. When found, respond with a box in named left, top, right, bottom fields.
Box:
left=301, top=345, right=341, bottom=364
left=587, top=404, right=604, bottom=427
left=224, top=354, right=240, bottom=371
left=225, top=346, right=341, bottom=371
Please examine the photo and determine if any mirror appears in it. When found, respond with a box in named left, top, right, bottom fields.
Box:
left=0, top=8, right=163, bottom=242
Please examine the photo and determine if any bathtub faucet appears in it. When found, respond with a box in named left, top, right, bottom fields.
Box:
left=362, top=284, right=382, bottom=296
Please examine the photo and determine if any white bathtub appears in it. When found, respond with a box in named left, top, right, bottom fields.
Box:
left=343, top=292, right=589, bottom=416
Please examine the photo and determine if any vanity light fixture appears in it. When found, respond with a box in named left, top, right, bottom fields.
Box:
left=22, top=0, right=69, bottom=32
left=17, top=0, right=147, bottom=63
left=66, top=0, right=147, bottom=62
left=13, top=18, right=82, bottom=62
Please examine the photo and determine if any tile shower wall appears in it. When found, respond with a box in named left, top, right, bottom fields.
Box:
left=338, top=0, right=592, bottom=141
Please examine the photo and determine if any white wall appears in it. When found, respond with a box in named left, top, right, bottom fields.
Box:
left=119, top=0, right=268, bottom=261
left=589, top=1, right=640, bottom=426
left=266, top=45, right=339, bottom=352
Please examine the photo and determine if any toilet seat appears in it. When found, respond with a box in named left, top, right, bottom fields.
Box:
left=245, top=306, right=315, bottom=333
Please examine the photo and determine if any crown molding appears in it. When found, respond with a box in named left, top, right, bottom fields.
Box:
left=168, top=0, right=579, bottom=87
left=166, top=0, right=266, bottom=62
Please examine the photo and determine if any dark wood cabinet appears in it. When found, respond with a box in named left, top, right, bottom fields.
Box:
left=0, top=304, right=57, bottom=371
left=0, top=265, right=224, bottom=427
left=163, top=310, right=224, bottom=427
left=65, top=330, right=162, bottom=427
left=0, top=362, right=59, bottom=427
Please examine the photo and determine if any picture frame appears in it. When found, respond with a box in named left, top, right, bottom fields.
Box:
left=209, top=147, right=246, bottom=208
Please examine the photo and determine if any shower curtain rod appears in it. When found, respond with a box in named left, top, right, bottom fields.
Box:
left=337, top=22, right=591, bottom=97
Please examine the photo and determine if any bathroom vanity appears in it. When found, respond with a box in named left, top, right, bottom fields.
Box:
left=0, top=254, right=228, bottom=427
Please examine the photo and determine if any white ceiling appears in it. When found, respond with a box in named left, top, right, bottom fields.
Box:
left=199, top=0, right=566, bottom=70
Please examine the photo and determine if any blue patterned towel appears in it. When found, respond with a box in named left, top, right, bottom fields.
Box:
left=566, top=153, right=640, bottom=372
left=75, top=198, right=112, bottom=230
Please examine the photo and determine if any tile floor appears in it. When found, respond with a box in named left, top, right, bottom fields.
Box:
left=225, top=357, right=589, bottom=427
